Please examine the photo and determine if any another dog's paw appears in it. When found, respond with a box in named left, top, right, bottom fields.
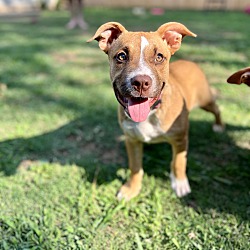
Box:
left=117, top=182, right=141, bottom=201
left=213, top=124, right=225, bottom=133
left=170, top=172, right=191, bottom=197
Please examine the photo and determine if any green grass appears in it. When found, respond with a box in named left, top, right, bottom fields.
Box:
left=0, top=8, right=249, bottom=249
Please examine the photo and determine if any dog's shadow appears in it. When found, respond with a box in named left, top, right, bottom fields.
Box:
left=0, top=115, right=249, bottom=220
left=144, top=121, right=250, bottom=220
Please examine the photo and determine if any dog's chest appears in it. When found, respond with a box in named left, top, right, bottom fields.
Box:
left=121, top=110, right=169, bottom=143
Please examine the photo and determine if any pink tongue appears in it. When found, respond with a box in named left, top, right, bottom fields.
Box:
left=128, top=98, right=150, bottom=122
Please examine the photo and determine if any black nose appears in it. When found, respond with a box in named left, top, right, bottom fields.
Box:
left=131, top=75, right=152, bottom=95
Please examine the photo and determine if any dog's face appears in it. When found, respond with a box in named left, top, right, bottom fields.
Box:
left=88, top=22, right=196, bottom=122
left=227, top=67, right=250, bottom=87
left=108, top=32, right=171, bottom=122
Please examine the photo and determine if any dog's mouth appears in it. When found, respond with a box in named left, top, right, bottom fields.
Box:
left=113, top=84, right=164, bottom=123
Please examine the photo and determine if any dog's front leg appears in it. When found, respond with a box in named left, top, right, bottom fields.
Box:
left=117, top=137, right=143, bottom=201
left=170, top=135, right=191, bottom=197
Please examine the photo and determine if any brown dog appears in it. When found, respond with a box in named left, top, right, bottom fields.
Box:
left=227, top=67, right=250, bottom=87
left=88, top=22, right=224, bottom=200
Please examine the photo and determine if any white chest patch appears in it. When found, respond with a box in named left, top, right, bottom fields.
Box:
left=122, top=110, right=169, bottom=143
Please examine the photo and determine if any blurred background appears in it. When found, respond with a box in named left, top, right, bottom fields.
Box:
left=0, top=0, right=250, bottom=18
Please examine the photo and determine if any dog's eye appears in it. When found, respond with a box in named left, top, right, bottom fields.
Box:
left=116, top=52, right=127, bottom=62
left=155, top=53, right=164, bottom=63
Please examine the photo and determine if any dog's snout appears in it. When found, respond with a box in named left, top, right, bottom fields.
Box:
left=241, top=73, right=250, bottom=86
left=131, top=75, right=152, bottom=95
left=241, top=72, right=250, bottom=82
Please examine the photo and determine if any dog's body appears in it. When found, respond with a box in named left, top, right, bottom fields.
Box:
left=88, top=22, right=224, bottom=200
left=227, top=67, right=250, bottom=87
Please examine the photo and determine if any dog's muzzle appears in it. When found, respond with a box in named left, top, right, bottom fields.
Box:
left=113, top=82, right=165, bottom=122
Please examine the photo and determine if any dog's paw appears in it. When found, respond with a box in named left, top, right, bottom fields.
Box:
left=213, top=124, right=225, bottom=133
left=170, top=172, right=191, bottom=197
left=117, top=182, right=141, bottom=201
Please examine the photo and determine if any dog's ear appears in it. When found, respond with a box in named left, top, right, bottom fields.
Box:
left=157, top=22, right=197, bottom=55
left=87, top=22, right=127, bottom=53
left=227, top=67, right=250, bottom=85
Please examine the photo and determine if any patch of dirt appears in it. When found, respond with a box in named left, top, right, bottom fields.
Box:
left=79, top=141, right=124, bottom=165
left=0, top=83, right=7, bottom=97
left=101, top=147, right=124, bottom=164
left=17, top=160, right=39, bottom=171
left=52, top=51, right=78, bottom=64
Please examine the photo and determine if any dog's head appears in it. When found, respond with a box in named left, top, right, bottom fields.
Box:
left=227, top=67, right=250, bottom=87
left=88, top=22, right=196, bottom=122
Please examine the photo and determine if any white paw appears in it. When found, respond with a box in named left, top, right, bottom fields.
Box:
left=170, top=172, right=191, bottom=197
left=213, top=124, right=224, bottom=133
left=116, top=190, right=126, bottom=201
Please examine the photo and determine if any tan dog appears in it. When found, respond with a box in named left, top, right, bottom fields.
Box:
left=88, top=22, right=224, bottom=200
left=227, top=67, right=250, bottom=87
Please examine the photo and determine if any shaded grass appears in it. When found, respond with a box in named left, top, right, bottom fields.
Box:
left=0, top=8, right=249, bottom=249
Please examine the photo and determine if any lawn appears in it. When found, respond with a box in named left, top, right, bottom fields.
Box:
left=0, top=7, right=249, bottom=249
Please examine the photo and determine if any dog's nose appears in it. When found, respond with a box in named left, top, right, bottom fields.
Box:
left=131, top=75, right=152, bottom=95
left=241, top=72, right=250, bottom=83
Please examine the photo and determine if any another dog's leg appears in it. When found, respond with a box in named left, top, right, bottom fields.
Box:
left=117, top=137, right=143, bottom=201
left=170, top=136, right=191, bottom=197
left=201, top=102, right=224, bottom=132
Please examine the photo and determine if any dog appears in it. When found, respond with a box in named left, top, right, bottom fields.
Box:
left=88, top=22, right=224, bottom=201
left=227, top=67, right=250, bottom=87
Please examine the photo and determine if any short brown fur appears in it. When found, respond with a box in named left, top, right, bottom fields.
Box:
left=89, top=22, right=224, bottom=200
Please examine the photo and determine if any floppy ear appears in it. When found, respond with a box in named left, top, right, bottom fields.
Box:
left=157, top=22, right=197, bottom=55
left=87, top=22, right=127, bottom=53
left=227, top=67, right=250, bottom=85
